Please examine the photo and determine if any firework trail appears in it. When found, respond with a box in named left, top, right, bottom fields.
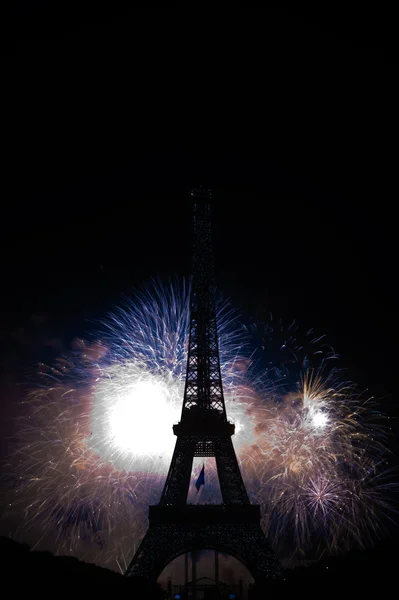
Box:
left=1, top=278, right=396, bottom=570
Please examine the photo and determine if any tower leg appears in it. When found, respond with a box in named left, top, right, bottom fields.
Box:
left=215, top=437, right=250, bottom=504
left=192, top=550, right=197, bottom=600
left=160, top=437, right=195, bottom=504
left=167, top=577, right=172, bottom=599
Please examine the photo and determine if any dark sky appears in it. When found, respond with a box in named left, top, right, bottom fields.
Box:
left=2, top=6, right=398, bottom=444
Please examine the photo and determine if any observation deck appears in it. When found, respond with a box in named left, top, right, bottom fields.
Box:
left=173, top=407, right=235, bottom=437
left=149, top=504, right=261, bottom=525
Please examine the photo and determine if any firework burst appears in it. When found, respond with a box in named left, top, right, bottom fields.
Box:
left=1, top=278, right=396, bottom=570
left=239, top=367, right=395, bottom=560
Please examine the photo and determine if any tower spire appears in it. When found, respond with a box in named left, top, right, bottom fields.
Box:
left=182, top=190, right=226, bottom=417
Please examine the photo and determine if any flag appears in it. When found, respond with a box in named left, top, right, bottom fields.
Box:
left=195, top=464, right=205, bottom=492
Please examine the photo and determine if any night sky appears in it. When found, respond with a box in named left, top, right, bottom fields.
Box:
left=2, top=4, right=398, bottom=539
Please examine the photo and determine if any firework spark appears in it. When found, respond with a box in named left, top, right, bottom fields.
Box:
left=1, top=278, right=396, bottom=570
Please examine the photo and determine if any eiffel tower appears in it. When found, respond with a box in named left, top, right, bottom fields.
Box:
left=125, top=189, right=282, bottom=584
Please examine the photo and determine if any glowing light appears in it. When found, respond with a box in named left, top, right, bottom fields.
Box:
left=107, top=380, right=180, bottom=456
left=311, top=409, right=328, bottom=429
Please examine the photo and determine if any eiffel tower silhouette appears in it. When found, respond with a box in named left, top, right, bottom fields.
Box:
left=125, top=189, right=282, bottom=583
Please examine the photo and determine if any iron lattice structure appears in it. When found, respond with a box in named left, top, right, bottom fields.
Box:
left=125, top=190, right=282, bottom=583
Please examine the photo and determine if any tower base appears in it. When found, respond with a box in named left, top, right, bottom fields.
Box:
left=125, top=508, right=282, bottom=583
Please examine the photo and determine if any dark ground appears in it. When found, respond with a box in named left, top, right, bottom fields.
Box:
left=1, top=535, right=397, bottom=596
